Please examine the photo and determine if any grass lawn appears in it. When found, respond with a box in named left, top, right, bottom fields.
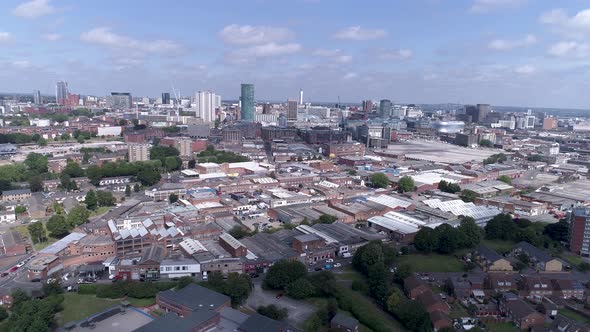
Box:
left=126, top=297, right=155, bottom=307
left=34, top=238, right=57, bottom=251
left=559, top=307, right=590, bottom=323
left=57, top=293, right=119, bottom=326
left=486, top=322, right=521, bottom=332
left=449, top=302, right=469, bottom=319
left=14, top=223, right=59, bottom=251
left=559, top=252, right=584, bottom=267
left=482, top=239, right=517, bottom=253
left=91, top=206, right=110, bottom=217
left=397, top=253, right=464, bottom=272
left=334, top=266, right=364, bottom=283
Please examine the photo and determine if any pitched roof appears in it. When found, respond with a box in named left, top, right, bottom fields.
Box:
left=404, top=274, right=426, bottom=292
left=506, top=299, right=540, bottom=320
left=514, top=241, right=552, bottom=262
left=238, top=313, right=294, bottom=332
left=476, top=244, right=503, bottom=262
left=141, top=245, right=166, bottom=264
left=1, top=230, right=24, bottom=248
left=133, top=311, right=218, bottom=332
left=158, top=284, right=229, bottom=312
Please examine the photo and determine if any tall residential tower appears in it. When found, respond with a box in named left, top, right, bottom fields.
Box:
left=240, top=84, right=255, bottom=122
left=56, top=81, right=68, bottom=105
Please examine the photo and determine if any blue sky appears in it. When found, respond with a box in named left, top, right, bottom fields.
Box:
left=1, top=0, right=590, bottom=108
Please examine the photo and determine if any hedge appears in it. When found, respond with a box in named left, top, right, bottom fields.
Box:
left=333, top=286, right=394, bottom=332
left=84, top=281, right=179, bottom=299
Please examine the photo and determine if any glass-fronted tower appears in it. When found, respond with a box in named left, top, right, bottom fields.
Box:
left=379, top=99, right=392, bottom=118
left=240, top=83, right=255, bottom=122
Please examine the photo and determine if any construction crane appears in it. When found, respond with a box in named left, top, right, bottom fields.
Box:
left=170, top=83, right=181, bottom=106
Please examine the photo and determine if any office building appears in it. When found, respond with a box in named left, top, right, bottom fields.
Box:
left=109, top=92, right=132, bottom=109
left=379, top=99, right=392, bottom=118
left=569, top=207, right=590, bottom=256
left=287, top=99, right=298, bottom=121
left=33, top=90, right=42, bottom=105
left=362, top=100, right=373, bottom=112
left=56, top=81, right=68, bottom=105
left=465, top=104, right=489, bottom=123
left=299, top=88, right=304, bottom=105
left=128, top=144, right=150, bottom=162
left=525, top=115, right=536, bottom=129
left=196, top=91, right=218, bottom=123
left=543, top=117, right=557, bottom=130
left=162, top=93, right=170, bottom=105
left=178, top=139, right=193, bottom=157
left=240, top=84, right=255, bottom=122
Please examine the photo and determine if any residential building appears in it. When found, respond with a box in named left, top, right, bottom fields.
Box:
left=240, top=84, right=254, bottom=122
left=109, top=92, right=132, bottom=109
left=162, top=92, right=170, bottom=105
left=33, top=90, right=42, bottom=105
left=512, top=242, right=562, bottom=272
left=196, top=91, right=218, bottom=123
left=0, top=211, right=16, bottom=223
left=474, top=245, right=512, bottom=272
left=128, top=144, right=150, bottom=162
left=56, top=81, right=68, bottom=105
left=501, top=297, right=544, bottom=330
left=287, top=99, right=298, bottom=121
left=543, top=117, right=558, bottom=130
left=331, top=313, right=359, bottom=332
left=1, top=189, right=31, bottom=202
left=569, top=207, right=590, bottom=256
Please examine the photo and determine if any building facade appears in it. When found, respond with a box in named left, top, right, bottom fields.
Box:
left=240, top=84, right=255, bottom=122
left=128, top=144, right=150, bottom=162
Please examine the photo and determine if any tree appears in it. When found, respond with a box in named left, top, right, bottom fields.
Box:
left=497, top=175, right=512, bottom=185
left=514, top=218, right=532, bottom=228
left=96, top=191, right=116, bottom=207
left=394, top=263, right=412, bottom=283
left=264, top=260, right=307, bottom=290
left=188, top=159, right=196, bottom=169
left=150, top=145, right=180, bottom=162
left=485, top=214, right=517, bottom=240
left=435, top=224, right=461, bottom=254
left=479, top=139, right=493, bottom=147
left=27, top=222, right=46, bottom=244
left=134, top=183, right=141, bottom=192
left=353, top=242, right=385, bottom=275
left=66, top=204, right=90, bottom=227
left=460, top=189, right=477, bottom=202
left=286, top=278, right=315, bottom=300
left=544, top=220, right=569, bottom=242
left=28, top=175, right=44, bottom=192
left=386, top=287, right=404, bottom=313
left=579, top=262, right=590, bottom=272
left=367, top=262, right=389, bottom=304
left=438, top=180, right=461, bottom=193
left=118, top=119, right=128, bottom=126
left=24, top=152, right=48, bottom=173
left=316, top=214, right=337, bottom=224
left=257, top=304, right=288, bottom=320
left=371, top=172, right=389, bottom=189
left=458, top=217, right=482, bottom=248
left=137, top=168, right=161, bottom=186
left=224, top=273, right=252, bottom=305
left=42, top=280, right=63, bottom=296
left=229, top=226, right=249, bottom=239
left=518, top=253, right=530, bottom=265
left=414, top=227, right=439, bottom=253
left=15, top=205, right=27, bottom=214
left=396, top=300, right=432, bottom=332
left=62, top=161, right=85, bottom=178
left=125, top=185, right=131, bottom=197
left=46, top=214, right=71, bottom=237
left=164, top=156, right=182, bottom=171
left=177, top=276, right=193, bottom=289
left=61, top=133, right=71, bottom=140
left=348, top=169, right=357, bottom=175
left=31, top=133, right=41, bottom=142
left=442, top=278, right=455, bottom=296
left=0, top=306, right=7, bottom=322
left=38, top=137, right=48, bottom=146
left=85, top=190, right=98, bottom=210
left=397, top=175, right=415, bottom=193
left=169, top=193, right=179, bottom=204
left=10, top=289, right=30, bottom=311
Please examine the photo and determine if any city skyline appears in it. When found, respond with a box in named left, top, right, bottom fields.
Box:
left=1, top=1, right=590, bottom=108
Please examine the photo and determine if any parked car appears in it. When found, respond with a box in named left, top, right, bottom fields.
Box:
left=334, top=263, right=342, bottom=268
left=0, top=272, right=8, bottom=277
left=16, top=262, right=25, bottom=268
left=31, top=278, right=41, bottom=283
left=314, top=267, right=323, bottom=271
left=326, top=259, right=334, bottom=263
left=325, top=264, right=332, bottom=270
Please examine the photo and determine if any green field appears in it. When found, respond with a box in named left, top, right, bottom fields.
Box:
left=559, top=307, right=590, bottom=323
left=91, top=206, right=110, bottom=217
left=559, top=252, right=585, bottom=267
left=486, top=322, right=521, bottom=332
left=481, top=239, right=516, bottom=253
left=397, top=253, right=465, bottom=272
left=57, top=294, right=119, bottom=326
left=126, top=297, right=156, bottom=307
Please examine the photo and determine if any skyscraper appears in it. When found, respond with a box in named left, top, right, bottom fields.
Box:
left=362, top=100, right=372, bottom=112
left=287, top=99, right=298, bottom=121
left=569, top=207, right=590, bottom=256
left=33, top=90, right=42, bottom=105
left=379, top=99, right=392, bottom=118
left=162, top=93, right=170, bottom=105
left=56, top=81, right=68, bottom=105
left=240, top=84, right=255, bottom=122
left=262, top=103, right=271, bottom=114
left=299, top=89, right=303, bottom=105
left=196, top=91, right=218, bottom=123
left=128, top=144, right=150, bottom=162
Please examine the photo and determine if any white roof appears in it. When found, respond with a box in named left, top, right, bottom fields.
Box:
left=181, top=169, right=199, bottom=176
left=422, top=198, right=500, bottom=221
left=39, top=232, right=86, bottom=254
left=410, top=169, right=473, bottom=186
left=295, top=225, right=338, bottom=244
left=179, top=238, right=208, bottom=254
left=368, top=216, right=419, bottom=235
left=368, top=195, right=413, bottom=209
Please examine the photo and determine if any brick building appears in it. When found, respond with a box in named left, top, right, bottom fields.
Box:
left=156, top=284, right=231, bottom=317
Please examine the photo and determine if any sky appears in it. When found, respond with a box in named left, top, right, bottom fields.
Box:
left=1, top=0, right=590, bottom=108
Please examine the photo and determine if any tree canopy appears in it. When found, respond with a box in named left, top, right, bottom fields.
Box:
left=397, top=176, right=415, bottom=193
left=264, top=260, right=307, bottom=290
left=370, top=172, right=389, bottom=188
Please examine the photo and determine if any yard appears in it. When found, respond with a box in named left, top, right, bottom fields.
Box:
left=481, top=239, right=517, bottom=253
left=559, top=252, right=585, bottom=268
left=90, top=206, right=110, bottom=217
left=56, top=293, right=119, bottom=326
left=14, top=224, right=58, bottom=251
left=397, top=253, right=465, bottom=272
left=126, top=297, right=156, bottom=307
left=559, top=307, right=590, bottom=324
left=485, top=322, right=521, bottom=332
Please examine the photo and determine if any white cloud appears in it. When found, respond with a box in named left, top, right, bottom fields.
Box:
left=333, top=26, right=387, bottom=40
left=225, top=42, right=301, bottom=64
left=12, top=60, right=31, bottom=69
left=488, top=34, right=536, bottom=50
left=343, top=72, right=357, bottom=80
left=548, top=41, right=590, bottom=58
left=470, top=0, right=527, bottom=13
left=0, top=32, right=12, bottom=43
left=81, top=27, right=183, bottom=54
left=12, top=0, right=55, bottom=19
left=313, top=49, right=353, bottom=63
left=514, top=65, right=536, bottom=75
left=219, top=24, right=293, bottom=45
left=42, top=33, right=60, bottom=41
left=375, top=48, right=413, bottom=60
left=540, top=8, right=590, bottom=39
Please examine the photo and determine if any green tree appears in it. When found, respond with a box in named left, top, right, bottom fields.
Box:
left=264, top=260, right=307, bottom=290
left=414, top=227, right=438, bottom=253
left=42, top=280, right=64, bottom=296
left=62, top=161, right=85, bottom=178
left=396, top=300, right=432, bottom=332
left=316, top=214, right=337, bottom=224
left=370, top=172, right=389, bottom=188
left=10, top=289, right=30, bottom=311
left=397, top=175, right=415, bottom=193
left=479, top=139, right=493, bottom=147
left=188, top=159, right=196, bottom=169
left=28, top=175, right=44, bottom=192
left=544, top=220, right=569, bottom=242
left=579, top=262, right=590, bottom=272
left=0, top=306, right=7, bottom=321
left=458, top=216, right=482, bottom=248
left=352, top=242, right=385, bottom=275
left=257, top=304, right=288, bottom=320
left=386, top=287, right=405, bottom=313
left=435, top=223, right=461, bottom=254
left=61, top=133, right=71, bottom=140
left=177, top=276, right=193, bottom=289
left=27, top=222, right=46, bottom=244
left=31, top=133, right=41, bottom=142
left=286, top=278, right=315, bottom=300
left=169, top=193, right=178, bottom=204
left=224, top=273, right=252, bottom=306
left=85, top=190, right=98, bottom=210
left=125, top=185, right=131, bottom=197
left=137, top=168, right=161, bottom=186
left=485, top=213, right=517, bottom=240
left=46, top=214, right=71, bottom=237
left=497, top=175, right=512, bottom=185
left=15, top=205, right=27, bottom=214
left=134, top=183, right=141, bottom=192
left=24, top=152, right=49, bottom=173
left=394, top=263, right=412, bottom=283
left=460, top=189, right=477, bottom=202
left=164, top=156, right=182, bottom=171
left=38, top=137, right=48, bottom=146
left=229, top=226, right=249, bottom=239
left=66, top=204, right=91, bottom=227
left=514, top=218, right=532, bottom=228
left=96, top=191, right=116, bottom=207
